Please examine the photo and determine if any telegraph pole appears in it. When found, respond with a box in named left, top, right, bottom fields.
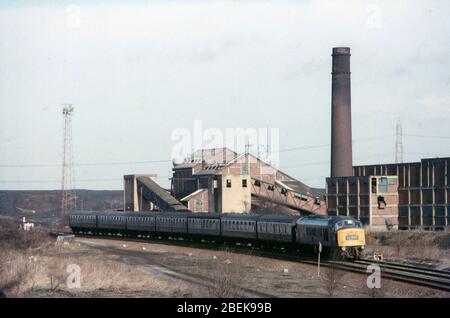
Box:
left=60, top=104, right=75, bottom=230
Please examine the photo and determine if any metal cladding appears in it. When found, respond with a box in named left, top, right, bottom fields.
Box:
left=331, top=47, right=353, bottom=177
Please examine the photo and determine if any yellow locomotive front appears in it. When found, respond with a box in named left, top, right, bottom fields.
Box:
left=335, top=218, right=366, bottom=258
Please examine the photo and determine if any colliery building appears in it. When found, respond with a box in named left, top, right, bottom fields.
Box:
left=123, top=148, right=326, bottom=216
left=171, top=148, right=326, bottom=215
left=326, top=157, right=450, bottom=230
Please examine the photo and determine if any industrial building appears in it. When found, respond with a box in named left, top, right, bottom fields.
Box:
left=171, top=148, right=326, bottom=215
left=352, top=158, right=450, bottom=230
left=122, top=148, right=326, bottom=215
left=326, top=175, right=400, bottom=230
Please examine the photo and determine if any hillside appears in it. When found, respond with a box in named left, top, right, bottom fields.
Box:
left=0, top=190, right=123, bottom=226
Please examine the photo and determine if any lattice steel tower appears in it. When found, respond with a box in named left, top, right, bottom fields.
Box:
left=60, top=105, right=75, bottom=229
left=395, top=118, right=403, bottom=163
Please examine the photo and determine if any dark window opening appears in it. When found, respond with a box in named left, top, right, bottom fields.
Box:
left=377, top=196, right=386, bottom=209
left=267, top=184, right=274, bottom=191
left=242, top=179, right=247, bottom=187
left=226, top=179, right=232, bottom=188
left=254, top=179, right=261, bottom=187
left=371, top=178, right=377, bottom=193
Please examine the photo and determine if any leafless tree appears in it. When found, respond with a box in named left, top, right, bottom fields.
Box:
left=206, top=252, right=247, bottom=298
left=323, top=264, right=344, bottom=297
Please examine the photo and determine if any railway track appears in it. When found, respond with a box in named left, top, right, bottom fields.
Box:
left=62, top=232, right=450, bottom=293
left=345, top=259, right=450, bottom=292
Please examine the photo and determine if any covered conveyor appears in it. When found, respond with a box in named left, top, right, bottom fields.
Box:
left=124, top=174, right=191, bottom=212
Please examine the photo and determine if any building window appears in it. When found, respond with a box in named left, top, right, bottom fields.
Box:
left=254, top=179, right=261, bottom=187
left=267, top=184, right=274, bottom=191
left=242, top=179, right=247, bottom=187
left=240, top=163, right=249, bottom=175
left=388, top=178, right=397, bottom=185
left=195, top=200, right=203, bottom=210
left=378, top=178, right=388, bottom=193
left=371, top=178, right=377, bottom=193
left=226, top=179, right=232, bottom=188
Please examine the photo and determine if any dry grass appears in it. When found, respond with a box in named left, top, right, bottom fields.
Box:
left=0, top=249, right=37, bottom=297
left=0, top=221, right=50, bottom=297
left=0, top=223, right=188, bottom=297
left=203, top=251, right=249, bottom=298
left=22, top=242, right=190, bottom=297
left=365, top=230, right=449, bottom=264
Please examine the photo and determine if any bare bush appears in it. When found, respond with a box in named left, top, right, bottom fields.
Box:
left=323, top=264, right=344, bottom=297
left=0, top=249, right=35, bottom=297
left=0, top=221, right=51, bottom=251
left=205, top=252, right=247, bottom=298
left=0, top=221, right=49, bottom=297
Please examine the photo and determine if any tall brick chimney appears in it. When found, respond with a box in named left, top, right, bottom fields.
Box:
left=330, top=47, right=353, bottom=177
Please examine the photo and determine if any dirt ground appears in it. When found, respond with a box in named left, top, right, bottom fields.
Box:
left=3, top=236, right=448, bottom=298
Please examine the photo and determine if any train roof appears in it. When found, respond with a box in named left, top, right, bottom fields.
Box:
left=221, top=213, right=261, bottom=221
left=69, top=210, right=97, bottom=215
left=153, top=212, right=192, bottom=217
left=69, top=210, right=192, bottom=217
left=186, top=213, right=222, bottom=219
left=297, top=215, right=359, bottom=226
left=70, top=210, right=125, bottom=216
left=258, top=214, right=299, bottom=224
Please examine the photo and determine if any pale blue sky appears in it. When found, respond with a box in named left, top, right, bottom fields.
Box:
left=0, top=0, right=449, bottom=190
